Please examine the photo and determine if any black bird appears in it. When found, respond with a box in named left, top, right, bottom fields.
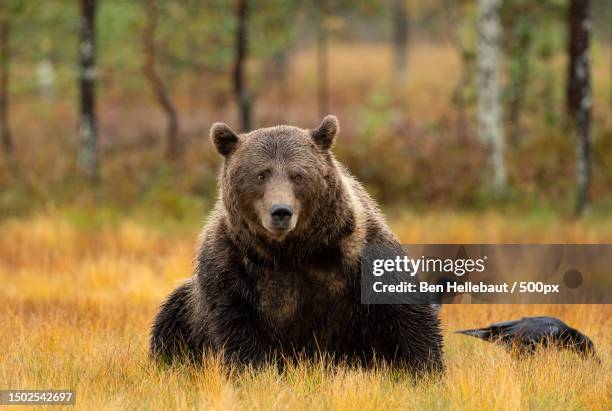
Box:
left=456, top=316, right=598, bottom=358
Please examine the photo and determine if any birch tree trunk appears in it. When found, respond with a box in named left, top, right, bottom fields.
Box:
left=477, top=0, right=506, bottom=193
left=568, top=0, right=592, bottom=215
left=36, top=59, right=55, bottom=101
left=78, top=0, right=98, bottom=180
left=391, top=0, right=408, bottom=84
left=143, top=0, right=181, bottom=160
left=0, top=20, right=12, bottom=154
left=234, top=0, right=251, bottom=132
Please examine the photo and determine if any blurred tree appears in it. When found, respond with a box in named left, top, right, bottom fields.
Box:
left=500, top=0, right=564, bottom=144
left=77, top=0, right=98, bottom=181
left=567, top=0, right=592, bottom=215
left=305, top=0, right=382, bottom=119
left=591, top=0, right=612, bottom=112
left=477, top=0, right=506, bottom=193
left=234, top=0, right=251, bottom=131
left=316, top=0, right=329, bottom=118
left=153, top=2, right=233, bottom=74
left=253, top=0, right=302, bottom=122
left=0, top=0, right=29, bottom=155
left=443, top=0, right=476, bottom=141
left=25, top=1, right=78, bottom=97
left=531, top=5, right=564, bottom=129
left=0, top=15, right=12, bottom=154
left=143, top=0, right=181, bottom=160
left=391, top=0, right=408, bottom=84
left=501, top=0, right=533, bottom=146
left=567, top=0, right=587, bottom=117
left=269, top=49, right=289, bottom=119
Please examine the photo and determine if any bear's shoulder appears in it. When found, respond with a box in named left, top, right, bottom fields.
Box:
left=335, top=164, right=398, bottom=257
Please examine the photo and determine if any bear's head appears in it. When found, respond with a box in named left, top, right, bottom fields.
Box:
left=210, top=116, right=343, bottom=243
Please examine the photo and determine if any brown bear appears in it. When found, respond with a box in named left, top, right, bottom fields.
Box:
left=150, top=115, right=444, bottom=374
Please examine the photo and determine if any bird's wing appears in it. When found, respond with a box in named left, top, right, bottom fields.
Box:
left=455, top=319, right=522, bottom=343
left=519, top=317, right=564, bottom=341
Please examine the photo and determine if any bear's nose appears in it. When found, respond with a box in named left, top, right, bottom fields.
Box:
left=270, top=204, right=293, bottom=228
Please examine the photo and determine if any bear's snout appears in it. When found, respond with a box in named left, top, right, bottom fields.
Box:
left=255, top=177, right=300, bottom=240
left=270, top=204, right=293, bottom=229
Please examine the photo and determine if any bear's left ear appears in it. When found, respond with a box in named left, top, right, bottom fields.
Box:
left=210, top=122, right=239, bottom=157
left=311, top=115, right=339, bottom=151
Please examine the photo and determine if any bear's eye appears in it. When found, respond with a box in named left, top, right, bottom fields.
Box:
left=257, top=173, right=266, bottom=183
left=291, top=174, right=303, bottom=183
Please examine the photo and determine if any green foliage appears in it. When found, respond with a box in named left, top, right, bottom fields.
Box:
left=250, top=0, right=302, bottom=59
left=0, top=0, right=34, bottom=23
left=334, top=89, right=487, bottom=207
left=98, top=1, right=142, bottom=70
left=153, top=0, right=234, bottom=74
left=7, top=1, right=77, bottom=63
left=500, top=0, right=567, bottom=140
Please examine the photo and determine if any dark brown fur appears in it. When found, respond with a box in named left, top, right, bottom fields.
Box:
left=150, top=116, right=444, bottom=374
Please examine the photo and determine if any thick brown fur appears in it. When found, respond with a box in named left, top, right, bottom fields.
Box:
left=150, top=116, right=444, bottom=375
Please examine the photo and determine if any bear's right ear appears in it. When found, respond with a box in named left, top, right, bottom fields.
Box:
left=210, top=122, right=239, bottom=157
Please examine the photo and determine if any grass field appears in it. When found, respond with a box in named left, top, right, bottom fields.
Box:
left=1, top=211, right=611, bottom=410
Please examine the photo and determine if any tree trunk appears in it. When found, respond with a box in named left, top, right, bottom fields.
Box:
left=274, top=50, right=289, bottom=117
left=568, top=0, right=592, bottom=216
left=143, top=0, right=181, bottom=160
left=0, top=20, right=12, bottom=154
left=78, top=0, right=98, bottom=180
left=391, top=0, right=409, bottom=84
left=443, top=0, right=470, bottom=141
left=567, top=0, right=582, bottom=117
left=507, top=21, right=531, bottom=147
left=234, top=0, right=251, bottom=132
left=316, top=2, right=329, bottom=118
left=36, top=59, right=56, bottom=101
left=477, top=0, right=506, bottom=193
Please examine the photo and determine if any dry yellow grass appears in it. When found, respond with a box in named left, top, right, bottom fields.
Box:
left=1, top=212, right=611, bottom=410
